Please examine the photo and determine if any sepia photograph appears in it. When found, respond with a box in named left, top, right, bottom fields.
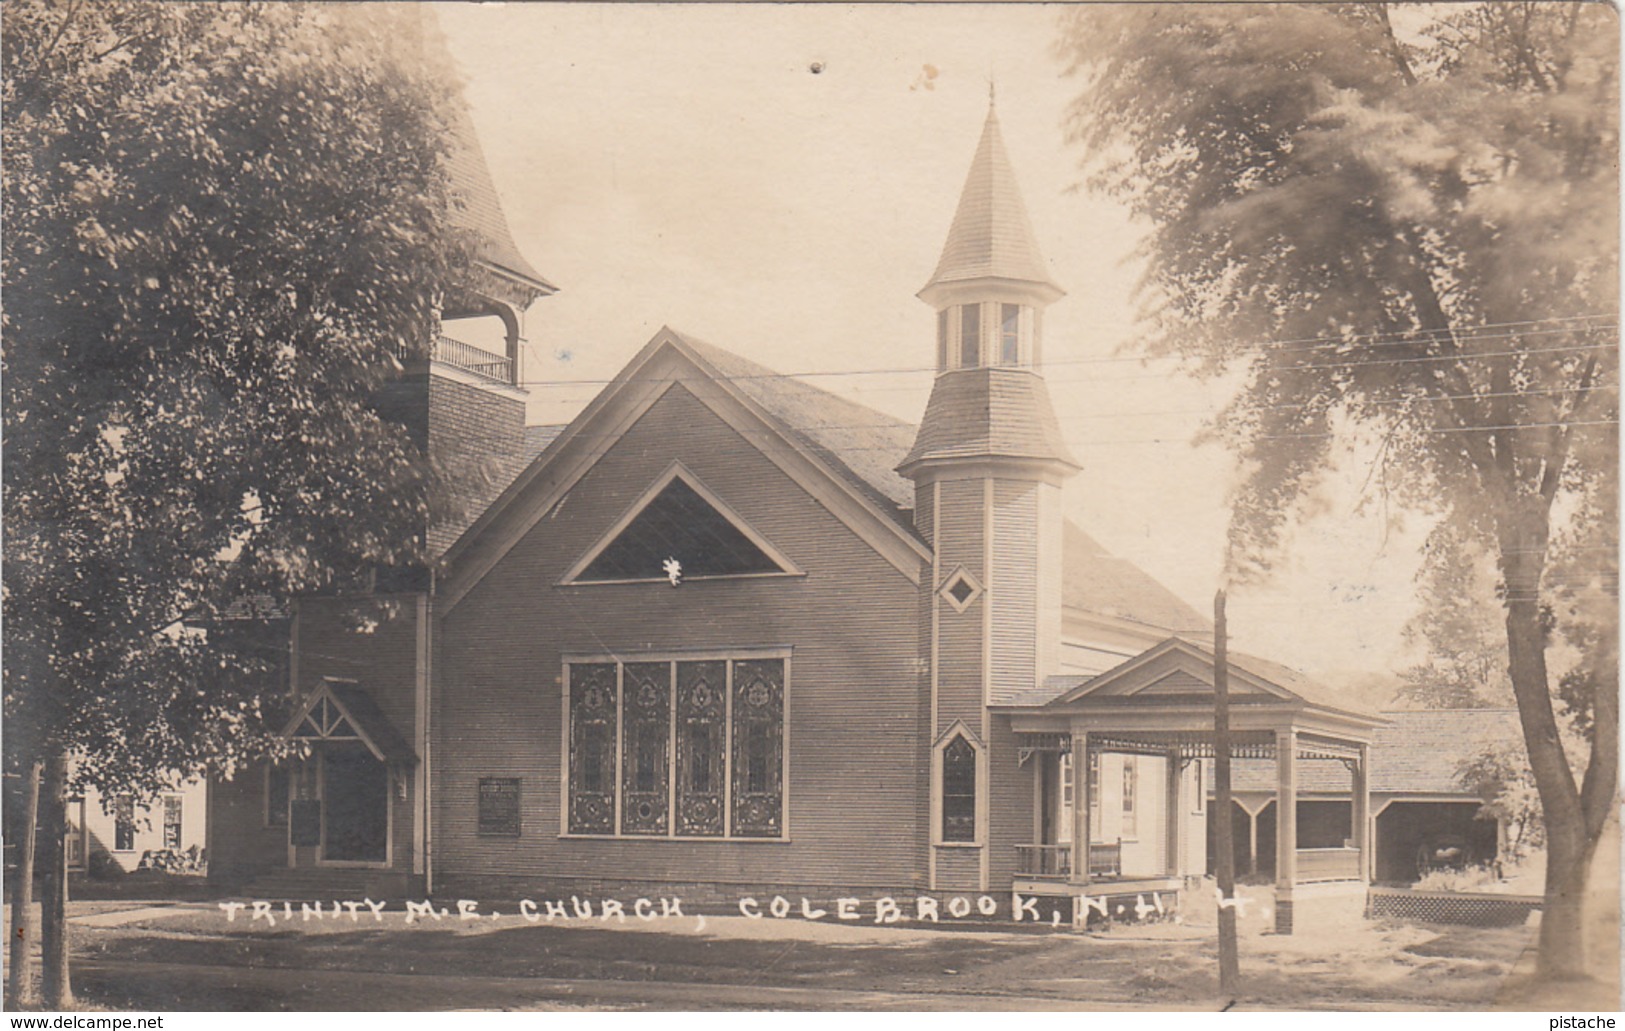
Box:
left=2, top=0, right=1619, bottom=1015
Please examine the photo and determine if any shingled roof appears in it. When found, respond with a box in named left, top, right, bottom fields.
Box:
left=413, top=6, right=554, bottom=299
left=662, top=334, right=1197, bottom=634
left=1062, top=523, right=1210, bottom=633
left=676, top=334, right=920, bottom=532
left=897, top=367, right=1079, bottom=473
left=1216, top=709, right=1523, bottom=795
left=921, top=104, right=1062, bottom=299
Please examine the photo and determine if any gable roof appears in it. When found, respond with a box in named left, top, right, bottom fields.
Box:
left=1214, top=709, right=1522, bottom=795
left=439, top=329, right=934, bottom=609
left=282, top=681, right=416, bottom=765
left=1032, top=636, right=1377, bottom=720
left=451, top=335, right=1206, bottom=635
left=676, top=335, right=918, bottom=532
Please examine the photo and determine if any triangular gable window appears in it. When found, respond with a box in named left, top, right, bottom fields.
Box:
left=569, top=465, right=797, bottom=583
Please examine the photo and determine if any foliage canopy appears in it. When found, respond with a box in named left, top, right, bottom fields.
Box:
left=2, top=0, right=472, bottom=797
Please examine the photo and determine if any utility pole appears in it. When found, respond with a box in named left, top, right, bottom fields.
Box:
left=1213, top=589, right=1241, bottom=996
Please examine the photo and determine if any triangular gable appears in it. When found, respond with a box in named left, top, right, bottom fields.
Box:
left=282, top=680, right=417, bottom=765
left=1049, top=638, right=1294, bottom=706
left=440, top=328, right=931, bottom=611
left=561, top=461, right=799, bottom=584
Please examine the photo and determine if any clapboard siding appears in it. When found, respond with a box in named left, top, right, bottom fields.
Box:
left=1036, top=483, right=1063, bottom=681
left=933, top=477, right=984, bottom=734
left=1120, top=754, right=1167, bottom=877
left=435, top=384, right=924, bottom=891
left=987, top=715, right=1030, bottom=890
left=991, top=481, right=1037, bottom=705
left=933, top=846, right=981, bottom=892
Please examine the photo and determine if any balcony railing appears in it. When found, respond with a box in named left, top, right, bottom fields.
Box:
left=1296, top=846, right=1362, bottom=882
left=430, top=335, right=513, bottom=384
left=1015, top=839, right=1124, bottom=880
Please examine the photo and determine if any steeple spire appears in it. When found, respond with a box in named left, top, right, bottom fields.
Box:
left=918, top=102, right=1063, bottom=308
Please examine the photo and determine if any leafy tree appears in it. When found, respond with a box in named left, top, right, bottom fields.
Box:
left=1396, top=524, right=1515, bottom=708
left=3, top=0, right=472, bottom=1005
left=1060, top=2, right=1617, bottom=977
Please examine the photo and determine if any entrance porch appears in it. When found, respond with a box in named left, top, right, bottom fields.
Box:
left=996, top=637, right=1386, bottom=932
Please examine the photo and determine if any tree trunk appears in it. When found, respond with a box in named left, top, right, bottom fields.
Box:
left=1499, top=517, right=1597, bottom=980
left=1538, top=820, right=1597, bottom=978
left=6, top=759, right=43, bottom=1008
left=37, top=753, right=71, bottom=1009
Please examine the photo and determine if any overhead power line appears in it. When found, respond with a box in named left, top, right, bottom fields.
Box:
left=512, top=314, right=1619, bottom=389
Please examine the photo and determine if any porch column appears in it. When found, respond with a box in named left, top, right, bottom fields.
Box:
left=1275, top=728, right=1297, bottom=934
left=1071, top=728, right=1091, bottom=886
left=1247, top=806, right=1258, bottom=876
left=1165, top=748, right=1181, bottom=877
left=1353, top=742, right=1371, bottom=883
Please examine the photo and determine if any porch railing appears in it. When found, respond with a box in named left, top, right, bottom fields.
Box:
left=1015, top=839, right=1124, bottom=880
left=1296, top=846, right=1362, bottom=882
left=1016, top=844, right=1072, bottom=879
left=432, top=335, right=513, bottom=384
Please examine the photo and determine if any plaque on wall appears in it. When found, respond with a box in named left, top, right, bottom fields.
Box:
left=290, top=799, right=321, bottom=847
left=478, top=777, right=521, bottom=837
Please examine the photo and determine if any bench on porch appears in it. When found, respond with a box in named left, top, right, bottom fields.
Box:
left=1015, top=839, right=1123, bottom=880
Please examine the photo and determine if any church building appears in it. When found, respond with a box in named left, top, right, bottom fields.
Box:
left=209, top=100, right=1387, bottom=931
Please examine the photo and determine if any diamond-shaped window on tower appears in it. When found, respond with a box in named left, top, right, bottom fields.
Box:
left=939, top=566, right=983, bottom=613
left=564, top=463, right=800, bottom=584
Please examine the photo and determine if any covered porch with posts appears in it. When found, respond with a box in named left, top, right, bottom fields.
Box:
left=997, top=637, right=1386, bottom=932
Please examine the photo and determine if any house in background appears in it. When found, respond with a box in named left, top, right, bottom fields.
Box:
left=1207, top=709, right=1519, bottom=885
left=69, top=781, right=208, bottom=876
left=208, top=94, right=1393, bottom=933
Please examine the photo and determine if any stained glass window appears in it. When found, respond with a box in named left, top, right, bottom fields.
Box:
left=576, top=478, right=786, bottom=582
left=676, top=661, right=725, bottom=836
left=960, top=304, right=981, bottom=367
left=941, top=736, right=977, bottom=842
left=621, top=663, right=670, bottom=835
left=731, top=659, right=784, bottom=837
left=568, top=664, right=617, bottom=834
left=566, top=656, right=786, bottom=839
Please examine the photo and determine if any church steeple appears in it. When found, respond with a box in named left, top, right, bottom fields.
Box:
left=920, top=102, right=1064, bottom=313
left=899, top=103, right=1076, bottom=478
left=907, top=103, right=1077, bottom=894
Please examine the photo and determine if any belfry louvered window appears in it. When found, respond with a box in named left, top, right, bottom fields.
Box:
left=566, top=656, right=787, bottom=839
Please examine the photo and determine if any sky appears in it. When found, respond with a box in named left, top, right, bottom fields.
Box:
left=434, top=2, right=1436, bottom=693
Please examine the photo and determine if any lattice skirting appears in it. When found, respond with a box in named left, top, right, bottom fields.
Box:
left=1366, top=887, right=1542, bottom=928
